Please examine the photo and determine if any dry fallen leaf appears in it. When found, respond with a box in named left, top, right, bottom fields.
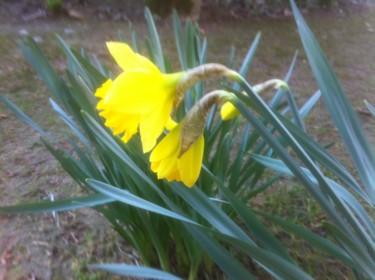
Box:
left=68, top=9, right=84, bottom=20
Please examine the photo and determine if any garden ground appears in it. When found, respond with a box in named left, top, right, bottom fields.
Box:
left=1, top=2, right=375, bottom=279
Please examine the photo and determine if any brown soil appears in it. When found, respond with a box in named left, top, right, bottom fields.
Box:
left=1, top=1, right=375, bottom=279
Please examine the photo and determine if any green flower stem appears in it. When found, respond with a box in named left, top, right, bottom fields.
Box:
left=229, top=72, right=375, bottom=259
left=188, top=266, right=199, bottom=280
left=142, top=215, right=172, bottom=272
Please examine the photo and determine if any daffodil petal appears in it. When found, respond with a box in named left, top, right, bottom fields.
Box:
left=165, top=169, right=181, bottom=182
left=151, top=161, right=161, bottom=173
left=157, top=155, right=178, bottom=179
left=135, top=54, right=161, bottom=74
left=166, top=117, right=178, bottom=131
left=116, top=114, right=140, bottom=141
left=99, top=109, right=140, bottom=141
left=150, top=123, right=203, bottom=187
left=150, top=125, right=181, bottom=162
left=149, top=126, right=180, bottom=178
left=95, top=79, right=112, bottom=98
left=140, top=99, right=173, bottom=152
left=101, top=71, right=168, bottom=114
left=220, top=101, right=240, bottom=121
left=97, top=99, right=105, bottom=110
left=178, top=135, right=204, bottom=187
left=106, top=42, right=160, bottom=73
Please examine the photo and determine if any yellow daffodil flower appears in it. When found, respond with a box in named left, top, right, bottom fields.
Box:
left=95, top=42, right=184, bottom=153
left=221, top=102, right=239, bottom=120
left=150, top=123, right=204, bottom=188
left=95, top=42, right=235, bottom=154
left=150, top=90, right=233, bottom=187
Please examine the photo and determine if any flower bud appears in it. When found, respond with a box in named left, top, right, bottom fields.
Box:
left=252, top=79, right=288, bottom=93
left=221, top=79, right=289, bottom=121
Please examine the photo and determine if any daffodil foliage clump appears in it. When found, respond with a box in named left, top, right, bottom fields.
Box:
left=1, top=3, right=375, bottom=279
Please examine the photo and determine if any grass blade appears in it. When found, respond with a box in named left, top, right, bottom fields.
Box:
left=172, top=10, right=187, bottom=69
left=19, top=38, right=69, bottom=106
left=324, top=223, right=375, bottom=277
left=144, top=7, right=165, bottom=71
left=0, top=194, right=114, bottom=214
left=171, top=183, right=252, bottom=242
left=253, top=155, right=375, bottom=245
left=219, top=234, right=313, bottom=280
left=299, top=90, right=321, bottom=118
left=86, top=179, right=197, bottom=225
left=364, top=100, right=375, bottom=117
left=291, top=0, right=375, bottom=201
left=185, top=226, right=256, bottom=279
left=276, top=112, right=369, bottom=202
left=234, top=32, right=261, bottom=91
left=203, top=167, right=292, bottom=261
left=0, top=94, right=52, bottom=142
left=256, top=211, right=358, bottom=269
left=88, top=264, right=181, bottom=280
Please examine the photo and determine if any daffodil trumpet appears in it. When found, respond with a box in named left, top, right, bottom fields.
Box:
left=150, top=90, right=234, bottom=187
left=95, top=42, right=235, bottom=153
left=220, top=79, right=289, bottom=121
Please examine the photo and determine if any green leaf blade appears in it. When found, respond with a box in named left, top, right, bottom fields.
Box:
left=0, top=194, right=114, bottom=215
left=291, top=0, right=375, bottom=202
left=88, top=264, right=182, bottom=280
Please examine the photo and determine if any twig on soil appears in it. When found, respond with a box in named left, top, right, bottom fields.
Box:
left=0, top=232, right=19, bottom=280
left=22, top=9, right=46, bottom=22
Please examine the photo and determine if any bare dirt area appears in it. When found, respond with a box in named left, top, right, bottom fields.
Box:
left=1, top=1, right=375, bottom=279
left=0, top=3, right=146, bottom=279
